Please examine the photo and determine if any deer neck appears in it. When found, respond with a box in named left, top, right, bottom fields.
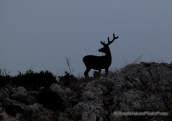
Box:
left=105, top=51, right=112, bottom=65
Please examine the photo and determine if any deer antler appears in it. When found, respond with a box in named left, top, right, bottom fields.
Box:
left=107, top=33, right=119, bottom=45
left=100, top=33, right=119, bottom=46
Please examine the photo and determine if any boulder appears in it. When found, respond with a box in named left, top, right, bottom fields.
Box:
left=50, top=83, right=65, bottom=97
left=11, top=86, right=35, bottom=104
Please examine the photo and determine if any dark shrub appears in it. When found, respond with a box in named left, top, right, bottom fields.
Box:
left=0, top=68, right=11, bottom=87
left=0, top=75, right=11, bottom=87
left=37, top=89, right=63, bottom=110
left=3, top=104, right=23, bottom=117
left=0, top=114, right=3, bottom=121
left=12, top=70, right=57, bottom=90
left=58, top=71, right=77, bottom=85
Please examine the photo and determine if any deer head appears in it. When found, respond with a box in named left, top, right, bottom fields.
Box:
left=98, top=33, right=119, bottom=54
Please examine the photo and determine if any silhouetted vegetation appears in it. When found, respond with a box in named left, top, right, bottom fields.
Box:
left=0, top=69, right=57, bottom=90
left=0, top=75, right=11, bottom=87
left=58, top=71, right=77, bottom=86
left=0, top=68, right=11, bottom=87
left=3, top=104, right=23, bottom=117
left=0, top=114, right=3, bottom=121
left=13, top=70, right=56, bottom=90
left=37, top=89, right=63, bottom=111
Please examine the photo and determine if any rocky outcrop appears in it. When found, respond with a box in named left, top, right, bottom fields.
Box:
left=0, top=62, right=172, bottom=121
left=10, top=86, right=36, bottom=105
left=0, top=87, right=57, bottom=121
left=67, top=62, right=172, bottom=121
left=0, top=107, right=18, bottom=121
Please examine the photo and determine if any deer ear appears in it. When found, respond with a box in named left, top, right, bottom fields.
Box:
left=100, top=41, right=106, bottom=46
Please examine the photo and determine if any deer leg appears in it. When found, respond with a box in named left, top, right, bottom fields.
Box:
left=84, top=67, right=91, bottom=78
left=99, top=69, right=101, bottom=77
left=105, top=68, right=108, bottom=76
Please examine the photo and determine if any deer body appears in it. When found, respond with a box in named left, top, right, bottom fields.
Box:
left=83, top=33, right=119, bottom=78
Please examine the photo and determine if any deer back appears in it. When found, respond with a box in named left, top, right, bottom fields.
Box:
left=83, top=55, right=109, bottom=70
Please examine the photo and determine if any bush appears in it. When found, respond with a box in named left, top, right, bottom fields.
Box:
left=12, top=70, right=57, bottom=90
left=0, top=114, right=3, bottom=121
left=0, top=75, right=11, bottom=87
left=58, top=71, right=77, bottom=85
left=37, top=89, right=63, bottom=111
left=3, top=104, right=23, bottom=117
left=0, top=68, right=11, bottom=87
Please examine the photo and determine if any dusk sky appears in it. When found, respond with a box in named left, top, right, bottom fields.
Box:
left=1, top=1, right=172, bottom=77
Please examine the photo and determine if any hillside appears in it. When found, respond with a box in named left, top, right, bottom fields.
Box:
left=0, top=62, right=172, bottom=121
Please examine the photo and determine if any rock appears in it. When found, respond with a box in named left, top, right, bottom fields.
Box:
left=1, top=112, right=18, bottom=121
left=0, top=87, right=10, bottom=101
left=71, top=80, right=107, bottom=121
left=58, top=113, right=74, bottom=121
left=28, top=103, right=43, bottom=113
left=93, top=71, right=100, bottom=78
left=50, top=83, right=72, bottom=98
left=11, top=87, right=28, bottom=102
left=50, top=83, right=65, bottom=97
left=11, top=86, right=35, bottom=104
left=64, top=88, right=72, bottom=96
left=27, top=103, right=53, bottom=121
left=70, top=62, right=172, bottom=121
left=39, top=87, right=45, bottom=90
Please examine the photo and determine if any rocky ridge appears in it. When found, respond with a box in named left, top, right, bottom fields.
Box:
left=0, top=62, right=172, bottom=121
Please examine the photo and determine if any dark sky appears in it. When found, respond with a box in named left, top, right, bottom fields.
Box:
left=1, top=1, right=172, bottom=77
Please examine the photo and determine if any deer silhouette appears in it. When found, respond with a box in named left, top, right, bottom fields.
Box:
left=83, top=33, right=119, bottom=78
